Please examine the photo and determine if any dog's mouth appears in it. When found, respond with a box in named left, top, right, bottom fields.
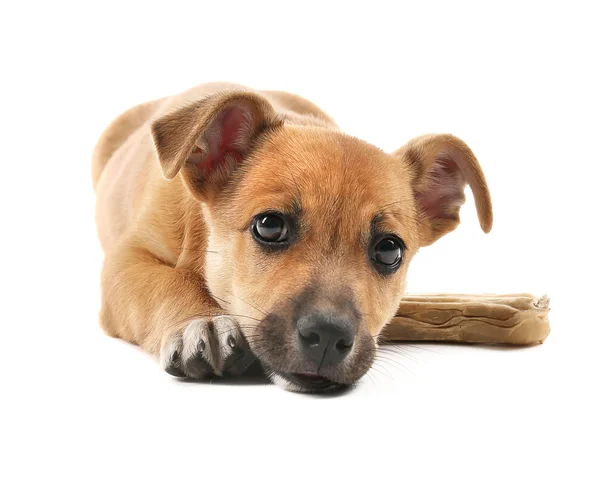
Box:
left=269, top=371, right=350, bottom=393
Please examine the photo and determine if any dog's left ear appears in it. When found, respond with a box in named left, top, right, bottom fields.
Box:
left=151, top=91, right=282, bottom=198
left=393, top=134, right=493, bottom=246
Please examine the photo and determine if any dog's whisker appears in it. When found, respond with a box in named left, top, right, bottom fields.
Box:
left=378, top=345, right=421, bottom=358
left=380, top=344, right=433, bottom=362
left=210, top=294, right=232, bottom=305
left=394, top=350, right=423, bottom=365
left=176, top=313, right=262, bottom=324
left=364, top=370, right=379, bottom=387
left=373, top=354, right=408, bottom=369
left=226, top=291, right=268, bottom=316
left=369, top=362, right=393, bottom=380
left=394, top=343, right=439, bottom=354
left=374, top=356, right=416, bottom=378
left=374, top=355, right=415, bottom=373
left=214, top=325, right=257, bottom=342
left=375, top=352, right=409, bottom=364
left=171, top=247, right=220, bottom=253
left=372, top=361, right=405, bottom=379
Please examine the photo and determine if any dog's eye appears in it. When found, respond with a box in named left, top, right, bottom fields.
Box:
left=253, top=213, right=288, bottom=243
left=371, top=236, right=404, bottom=269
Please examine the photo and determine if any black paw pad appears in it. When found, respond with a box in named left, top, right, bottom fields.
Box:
left=184, top=354, right=214, bottom=379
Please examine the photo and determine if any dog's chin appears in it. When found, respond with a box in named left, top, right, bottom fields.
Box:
left=267, top=370, right=353, bottom=393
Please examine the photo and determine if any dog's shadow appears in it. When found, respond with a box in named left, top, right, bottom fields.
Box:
left=171, top=342, right=542, bottom=394
left=174, top=360, right=354, bottom=397
left=176, top=360, right=270, bottom=387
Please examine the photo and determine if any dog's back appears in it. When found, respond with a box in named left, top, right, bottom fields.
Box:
left=91, top=99, right=163, bottom=190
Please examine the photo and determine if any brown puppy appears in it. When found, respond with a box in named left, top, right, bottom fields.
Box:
left=93, top=82, right=492, bottom=392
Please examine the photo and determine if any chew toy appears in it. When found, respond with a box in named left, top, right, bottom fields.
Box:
left=384, top=294, right=550, bottom=345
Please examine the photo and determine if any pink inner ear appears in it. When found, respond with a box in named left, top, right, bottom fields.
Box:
left=188, top=105, right=251, bottom=173
left=416, top=156, right=466, bottom=220
left=220, top=106, right=248, bottom=157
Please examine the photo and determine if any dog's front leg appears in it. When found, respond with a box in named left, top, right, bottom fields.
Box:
left=100, top=245, right=256, bottom=378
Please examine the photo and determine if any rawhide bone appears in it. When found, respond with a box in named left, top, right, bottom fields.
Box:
left=383, top=294, right=550, bottom=345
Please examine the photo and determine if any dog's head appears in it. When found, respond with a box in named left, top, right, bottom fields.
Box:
left=151, top=91, right=492, bottom=392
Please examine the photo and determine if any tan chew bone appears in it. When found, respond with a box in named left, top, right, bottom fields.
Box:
left=383, top=294, right=550, bottom=345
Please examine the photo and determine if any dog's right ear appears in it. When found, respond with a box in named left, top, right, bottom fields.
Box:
left=151, top=91, right=281, bottom=197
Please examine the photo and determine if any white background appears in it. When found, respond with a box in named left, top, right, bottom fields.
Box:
left=1, top=1, right=599, bottom=501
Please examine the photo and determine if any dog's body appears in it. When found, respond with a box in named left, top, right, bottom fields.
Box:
left=93, top=82, right=492, bottom=392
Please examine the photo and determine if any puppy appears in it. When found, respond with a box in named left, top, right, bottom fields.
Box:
left=92, top=82, right=492, bottom=392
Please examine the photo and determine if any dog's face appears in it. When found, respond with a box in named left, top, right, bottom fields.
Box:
left=152, top=92, right=492, bottom=391
left=205, top=128, right=420, bottom=391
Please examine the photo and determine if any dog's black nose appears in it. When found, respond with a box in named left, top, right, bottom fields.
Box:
left=297, top=313, right=355, bottom=367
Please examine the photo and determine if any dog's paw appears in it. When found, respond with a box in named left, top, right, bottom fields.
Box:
left=160, top=316, right=256, bottom=379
